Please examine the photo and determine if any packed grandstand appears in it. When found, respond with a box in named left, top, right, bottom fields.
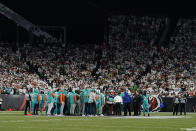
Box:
left=0, top=17, right=195, bottom=97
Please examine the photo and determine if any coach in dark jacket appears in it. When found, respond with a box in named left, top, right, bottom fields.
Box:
left=133, top=91, right=140, bottom=116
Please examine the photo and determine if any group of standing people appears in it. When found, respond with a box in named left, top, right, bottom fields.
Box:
left=24, top=87, right=105, bottom=116
left=173, top=93, right=187, bottom=116
left=110, top=90, right=150, bottom=116
left=24, top=87, right=152, bottom=117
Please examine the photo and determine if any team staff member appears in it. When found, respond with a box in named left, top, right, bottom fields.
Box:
left=114, top=92, right=123, bottom=116
left=173, top=93, right=180, bottom=116
left=39, top=91, right=45, bottom=115
left=123, top=91, right=132, bottom=116
left=96, top=89, right=105, bottom=116
left=69, top=89, right=77, bottom=115
left=180, top=94, right=187, bottom=115
left=89, top=89, right=96, bottom=116
left=33, top=88, right=40, bottom=115
left=84, top=87, right=90, bottom=116
left=47, top=88, right=55, bottom=115
left=80, top=89, right=85, bottom=116
left=133, top=91, right=140, bottom=116
left=24, top=89, right=31, bottom=115
left=142, top=90, right=150, bottom=116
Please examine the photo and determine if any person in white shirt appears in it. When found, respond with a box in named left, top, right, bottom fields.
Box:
left=89, top=89, right=96, bottom=116
left=114, top=92, right=123, bottom=115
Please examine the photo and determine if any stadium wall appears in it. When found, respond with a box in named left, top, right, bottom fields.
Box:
left=0, top=94, right=196, bottom=112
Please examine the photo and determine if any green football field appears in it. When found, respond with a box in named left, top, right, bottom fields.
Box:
left=0, top=111, right=196, bottom=131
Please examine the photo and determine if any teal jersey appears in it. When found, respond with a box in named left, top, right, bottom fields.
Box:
left=54, top=92, right=58, bottom=103
left=64, top=90, right=68, bottom=97
left=33, top=92, right=39, bottom=104
left=5, top=88, right=11, bottom=94
left=87, top=88, right=91, bottom=93
left=40, top=94, right=45, bottom=103
left=84, top=90, right=90, bottom=103
left=96, top=94, right=102, bottom=106
left=108, top=97, right=114, bottom=102
left=47, top=91, right=53, bottom=103
left=80, top=90, right=85, bottom=103
left=69, top=92, right=76, bottom=104
left=52, top=94, right=56, bottom=103
left=97, top=94, right=101, bottom=102
left=142, top=94, right=149, bottom=105
left=67, top=92, right=70, bottom=101
left=100, top=93, right=104, bottom=105
left=57, top=91, right=62, bottom=104
left=120, top=92, right=124, bottom=98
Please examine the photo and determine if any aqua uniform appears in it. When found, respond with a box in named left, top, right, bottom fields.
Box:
left=5, top=88, right=11, bottom=94
left=85, top=88, right=91, bottom=103
left=52, top=90, right=58, bottom=115
left=80, top=90, right=85, bottom=104
left=120, top=92, right=124, bottom=111
left=67, top=92, right=71, bottom=115
left=69, top=91, right=77, bottom=115
left=33, top=89, right=39, bottom=115
left=142, top=94, right=150, bottom=116
left=96, top=93, right=103, bottom=115
left=39, top=94, right=45, bottom=113
left=30, top=92, right=34, bottom=113
left=84, top=89, right=90, bottom=115
left=80, top=89, right=85, bottom=115
left=44, top=94, right=47, bottom=113
left=56, top=91, right=62, bottom=114
left=69, top=91, right=76, bottom=105
left=47, top=90, right=54, bottom=115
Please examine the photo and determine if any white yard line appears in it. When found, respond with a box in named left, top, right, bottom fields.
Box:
left=0, top=126, right=105, bottom=130
left=181, top=128, right=196, bottom=131
left=107, top=116, right=192, bottom=119
left=0, top=115, right=192, bottom=119
left=0, top=125, right=180, bottom=130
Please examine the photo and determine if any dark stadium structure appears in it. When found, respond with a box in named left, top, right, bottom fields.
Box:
left=0, top=0, right=195, bottom=43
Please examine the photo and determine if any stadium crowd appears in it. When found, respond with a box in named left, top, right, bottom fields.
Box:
left=0, top=16, right=195, bottom=116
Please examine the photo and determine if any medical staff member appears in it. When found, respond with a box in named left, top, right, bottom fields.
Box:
left=33, top=88, right=40, bottom=115
left=39, top=90, right=45, bottom=115
left=47, top=88, right=55, bottom=115
left=142, top=90, right=150, bottom=116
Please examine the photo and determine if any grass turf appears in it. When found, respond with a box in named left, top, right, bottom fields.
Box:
left=0, top=112, right=196, bottom=131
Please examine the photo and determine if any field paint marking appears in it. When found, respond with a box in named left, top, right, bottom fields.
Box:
left=0, top=120, right=24, bottom=123
left=0, top=124, right=179, bottom=130
left=109, top=116, right=191, bottom=119
left=0, top=125, right=105, bottom=130
left=0, top=113, right=24, bottom=114
left=181, top=128, right=196, bottom=131
left=0, top=115, right=192, bottom=119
